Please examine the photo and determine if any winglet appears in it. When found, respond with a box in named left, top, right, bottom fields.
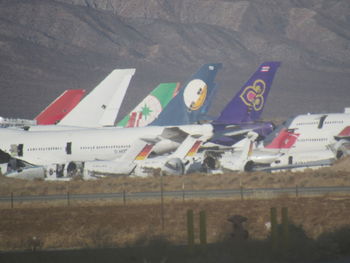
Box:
left=215, top=61, right=281, bottom=124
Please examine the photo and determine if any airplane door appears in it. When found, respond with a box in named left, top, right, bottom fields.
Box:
left=10, top=144, right=23, bottom=157
left=66, top=142, right=72, bottom=155
left=318, top=115, right=327, bottom=129
left=288, top=156, right=293, bottom=165
left=18, top=144, right=23, bottom=157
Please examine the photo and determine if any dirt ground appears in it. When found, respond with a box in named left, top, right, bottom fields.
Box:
left=0, top=196, right=349, bottom=251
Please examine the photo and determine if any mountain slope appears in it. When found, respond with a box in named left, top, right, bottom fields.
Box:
left=0, top=0, right=349, bottom=120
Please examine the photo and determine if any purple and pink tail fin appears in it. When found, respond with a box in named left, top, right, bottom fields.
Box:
left=215, top=61, right=281, bottom=125
left=35, top=89, right=85, bottom=125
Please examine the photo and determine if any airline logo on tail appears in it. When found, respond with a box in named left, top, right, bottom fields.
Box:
left=183, top=79, right=208, bottom=111
left=129, top=95, right=163, bottom=127
left=185, top=140, right=203, bottom=157
left=265, top=129, right=300, bottom=149
left=135, top=144, right=154, bottom=160
left=240, top=79, right=266, bottom=111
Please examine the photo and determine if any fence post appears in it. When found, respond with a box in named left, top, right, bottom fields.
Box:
left=295, top=185, right=299, bottom=198
left=281, top=207, right=289, bottom=250
left=67, top=191, right=70, bottom=207
left=199, top=210, right=207, bottom=246
left=11, top=192, right=14, bottom=209
left=182, top=182, right=185, bottom=202
left=270, top=207, right=278, bottom=251
left=187, top=209, right=195, bottom=253
left=123, top=190, right=126, bottom=206
left=240, top=186, right=244, bottom=200
left=160, top=173, right=165, bottom=231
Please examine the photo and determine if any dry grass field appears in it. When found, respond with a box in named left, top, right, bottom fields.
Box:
left=0, top=196, right=350, bottom=262
left=0, top=158, right=350, bottom=262
left=0, top=157, right=350, bottom=197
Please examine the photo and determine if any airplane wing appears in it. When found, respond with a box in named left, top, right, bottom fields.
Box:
left=253, top=159, right=335, bottom=172
left=58, top=68, right=135, bottom=127
left=158, top=127, right=190, bottom=143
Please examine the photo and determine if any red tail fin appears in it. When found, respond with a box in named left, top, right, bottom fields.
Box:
left=35, top=89, right=85, bottom=125
left=265, top=128, right=299, bottom=149
left=336, top=126, right=350, bottom=139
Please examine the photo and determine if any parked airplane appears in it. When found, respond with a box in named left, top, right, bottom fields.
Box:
left=254, top=108, right=350, bottom=171
left=132, top=61, right=281, bottom=176
left=204, top=128, right=299, bottom=172
left=0, top=63, right=222, bottom=179
left=25, top=68, right=136, bottom=131
left=210, top=108, right=350, bottom=173
left=0, top=62, right=281, bottom=179
left=0, top=89, right=85, bottom=127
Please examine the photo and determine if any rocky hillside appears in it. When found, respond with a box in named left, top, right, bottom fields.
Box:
left=0, top=0, right=349, bottom=120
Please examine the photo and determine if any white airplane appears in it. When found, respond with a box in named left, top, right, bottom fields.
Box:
left=0, top=63, right=222, bottom=180
left=0, top=124, right=213, bottom=180
left=209, top=108, right=350, bottom=172
left=26, top=68, right=136, bottom=131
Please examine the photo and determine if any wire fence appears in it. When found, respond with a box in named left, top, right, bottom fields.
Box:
left=1, top=185, right=350, bottom=208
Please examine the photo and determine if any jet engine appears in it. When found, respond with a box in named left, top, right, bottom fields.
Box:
left=334, top=139, right=350, bottom=159
left=162, top=158, right=185, bottom=176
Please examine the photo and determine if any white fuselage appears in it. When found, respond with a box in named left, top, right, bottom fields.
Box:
left=0, top=124, right=213, bottom=166
left=265, top=112, right=350, bottom=168
left=286, top=113, right=350, bottom=152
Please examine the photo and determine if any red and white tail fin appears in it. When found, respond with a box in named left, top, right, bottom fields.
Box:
left=265, top=128, right=300, bottom=149
left=34, top=89, right=85, bottom=125
left=335, top=126, right=350, bottom=140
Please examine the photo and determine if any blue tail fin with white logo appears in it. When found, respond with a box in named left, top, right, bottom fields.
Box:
left=150, top=63, right=222, bottom=126
left=215, top=62, right=280, bottom=124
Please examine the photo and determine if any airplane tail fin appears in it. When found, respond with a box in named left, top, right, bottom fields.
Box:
left=59, top=68, right=135, bottom=127
left=171, top=135, right=204, bottom=159
left=117, top=82, right=180, bottom=128
left=215, top=62, right=281, bottom=124
left=238, top=132, right=259, bottom=163
left=264, top=128, right=300, bottom=149
left=119, top=140, right=154, bottom=162
left=151, top=63, right=222, bottom=126
left=34, top=89, right=85, bottom=125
